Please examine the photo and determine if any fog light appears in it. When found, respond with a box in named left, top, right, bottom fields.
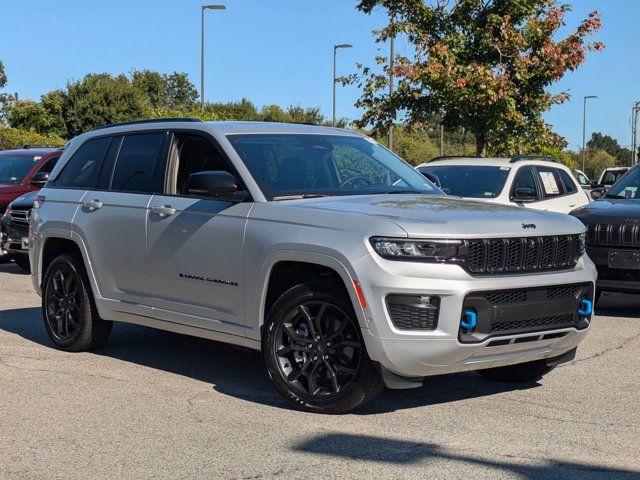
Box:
left=386, top=295, right=440, bottom=330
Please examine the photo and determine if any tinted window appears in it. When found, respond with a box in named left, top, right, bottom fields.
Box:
left=173, top=134, right=231, bottom=195
left=418, top=165, right=509, bottom=198
left=536, top=167, right=562, bottom=198
left=558, top=169, right=578, bottom=194
left=111, top=133, right=164, bottom=193
left=38, top=156, right=60, bottom=174
left=602, top=169, right=626, bottom=186
left=511, top=167, right=539, bottom=197
left=56, top=137, right=111, bottom=188
left=229, top=134, right=439, bottom=200
left=606, top=168, right=640, bottom=199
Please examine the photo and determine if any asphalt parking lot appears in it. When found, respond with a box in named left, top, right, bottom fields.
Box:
left=0, top=263, right=638, bottom=480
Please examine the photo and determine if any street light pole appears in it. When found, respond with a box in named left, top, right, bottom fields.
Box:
left=388, top=27, right=395, bottom=150
left=201, top=4, right=226, bottom=110
left=631, top=102, right=640, bottom=165
left=582, top=95, right=597, bottom=172
left=332, top=44, right=352, bottom=127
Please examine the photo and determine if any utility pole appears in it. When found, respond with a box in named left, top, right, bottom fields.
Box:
left=201, top=4, right=226, bottom=109
left=632, top=102, right=640, bottom=165
left=332, top=44, right=352, bottom=127
left=387, top=18, right=395, bottom=150
left=581, top=95, right=597, bottom=172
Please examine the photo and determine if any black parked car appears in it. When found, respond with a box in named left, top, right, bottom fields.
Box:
left=0, top=191, right=36, bottom=271
left=571, top=165, right=640, bottom=302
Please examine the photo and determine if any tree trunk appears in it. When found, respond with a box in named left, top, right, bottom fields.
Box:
left=475, top=128, right=487, bottom=157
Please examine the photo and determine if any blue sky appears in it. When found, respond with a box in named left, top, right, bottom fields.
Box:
left=0, top=1, right=636, bottom=150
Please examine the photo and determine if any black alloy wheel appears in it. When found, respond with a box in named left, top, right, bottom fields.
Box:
left=263, top=281, right=383, bottom=414
left=275, top=300, right=362, bottom=397
left=45, top=264, right=81, bottom=341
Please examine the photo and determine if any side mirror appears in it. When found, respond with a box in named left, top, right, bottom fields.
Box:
left=511, top=187, right=537, bottom=203
left=186, top=171, right=248, bottom=202
left=590, top=181, right=603, bottom=188
left=29, top=171, right=50, bottom=188
left=591, top=187, right=606, bottom=200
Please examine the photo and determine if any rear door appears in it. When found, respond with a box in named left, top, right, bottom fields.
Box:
left=72, top=131, right=169, bottom=305
left=533, top=166, right=586, bottom=213
left=144, top=131, right=249, bottom=337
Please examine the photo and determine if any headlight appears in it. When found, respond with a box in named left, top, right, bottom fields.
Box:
left=370, top=237, right=462, bottom=261
left=579, top=232, right=586, bottom=255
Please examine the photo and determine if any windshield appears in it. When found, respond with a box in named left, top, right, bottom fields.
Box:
left=0, top=155, right=39, bottom=184
left=606, top=168, right=639, bottom=199
left=418, top=165, right=510, bottom=198
left=227, top=134, right=440, bottom=200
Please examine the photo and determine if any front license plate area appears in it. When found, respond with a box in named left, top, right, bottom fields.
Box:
left=608, top=250, right=640, bottom=269
left=21, top=237, right=29, bottom=250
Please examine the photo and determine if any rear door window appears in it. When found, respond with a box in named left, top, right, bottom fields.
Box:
left=55, top=137, right=111, bottom=188
left=110, top=133, right=166, bottom=193
left=536, top=167, right=563, bottom=198
left=557, top=169, right=578, bottom=194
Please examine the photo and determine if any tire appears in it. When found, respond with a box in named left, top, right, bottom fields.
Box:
left=42, top=253, right=113, bottom=351
left=262, top=281, right=383, bottom=414
left=477, top=359, right=556, bottom=383
left=13, top=254, right=31, bottom=272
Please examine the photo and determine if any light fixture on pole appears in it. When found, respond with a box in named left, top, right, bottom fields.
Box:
left=201, top=4, right=226, bottom=109
left=582, top=95, right=597, bottom=172
left=332, top=44, right=352, bottom=127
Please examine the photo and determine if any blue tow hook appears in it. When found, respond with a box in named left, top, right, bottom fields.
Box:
left=578, top=298, right=593, bottom=317
left=461, top=310, right=477, bottom=330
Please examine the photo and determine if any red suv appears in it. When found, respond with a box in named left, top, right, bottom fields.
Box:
left=0, top=146, right=63, bottom=265
left=0, top=146, right=63, bottom=211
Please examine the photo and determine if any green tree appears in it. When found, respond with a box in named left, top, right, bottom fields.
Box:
left=587, top=132, right=632, bottom=166
left=0, top=60, right=6, bottom=90
left=583, top=149, right=616, bottom=179
left=62, top=73, right=150, bottom=137
left=351, top=0, right=603, bottom=156
left=0, top=127, right=64, bottom=150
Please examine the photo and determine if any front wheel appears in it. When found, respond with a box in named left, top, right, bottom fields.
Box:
left=42, top=253, right=113, bottom=351
left=262, top=281, right=383, bottom=414
left=477, top=359, right=556, bottom=383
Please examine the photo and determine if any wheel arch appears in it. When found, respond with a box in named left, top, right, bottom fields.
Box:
left=252, top=251, right=368, bottom=342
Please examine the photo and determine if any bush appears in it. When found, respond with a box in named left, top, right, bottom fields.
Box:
left=0, top=127, right=65, bottom=150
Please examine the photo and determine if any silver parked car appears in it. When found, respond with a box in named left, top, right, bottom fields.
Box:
left=29, top=119, right=597, bottom=413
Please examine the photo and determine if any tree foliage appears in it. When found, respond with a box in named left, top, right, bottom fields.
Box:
left=351, top=0, right=603, bottom=156
left=0, top=127, right=65, bottom=150
left=587, top=132, right=632, bottom=166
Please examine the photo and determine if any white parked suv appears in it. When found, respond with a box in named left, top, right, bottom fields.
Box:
left=29, top=120, right=596, bottom=413
left=417, top=156, right=590, bottom=214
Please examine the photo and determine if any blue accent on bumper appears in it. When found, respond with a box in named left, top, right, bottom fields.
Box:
left=461, top=310, right=477, bottom=330
left=578, top=298, right=593, bottom=317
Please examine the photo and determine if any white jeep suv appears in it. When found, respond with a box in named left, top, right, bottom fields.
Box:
left=29, top=120, right=596, bottom=413
left=417, top=156, right=589, bottom=214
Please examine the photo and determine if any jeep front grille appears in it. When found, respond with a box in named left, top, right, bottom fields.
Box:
left=586, top=223, right=640, bottom=247
left=9, top=206, right=31, bottom=226
left=465, top=235, right=582, bottom=274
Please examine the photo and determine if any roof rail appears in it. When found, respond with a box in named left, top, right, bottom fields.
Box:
left=21, top=144, right=63, bottom=149
left=509, top=154, right=557, bottom=164
left=425, top=155, right=476, bottom=163
left=92, top=117, right=202, bottom=131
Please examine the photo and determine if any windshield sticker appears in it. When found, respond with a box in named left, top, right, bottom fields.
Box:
left=539, top=171, right=559, bottom=194
left=624, top=187, right=637, bottom=198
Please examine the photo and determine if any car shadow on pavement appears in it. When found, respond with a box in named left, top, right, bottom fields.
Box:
left=0, top=262, right=30, bottom=275
left=596, top=292, right=640, bottom=319
left=293, top=433, right=639, bottom=479
left=0, top=306, right=541, bottom=413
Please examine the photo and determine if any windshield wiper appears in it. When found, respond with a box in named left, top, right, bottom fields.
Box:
left=272, top=194, right=330, bottom=201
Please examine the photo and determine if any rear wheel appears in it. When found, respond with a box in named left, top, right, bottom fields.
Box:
left=477, top=359, right=555, bottom=383
left=262, top=281, right=383, bottom=414
left=13, top=254, right=30, bottom=272
left=42, top=253, right=112, bottom=351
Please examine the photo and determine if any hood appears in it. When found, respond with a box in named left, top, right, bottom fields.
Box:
left=571, top=198, right=640, bottom=225
left=278, top=194, right=584, bottom=238
left=0, top=182, right=26, bottom=195
left=9, top=191, right=38, bottom=209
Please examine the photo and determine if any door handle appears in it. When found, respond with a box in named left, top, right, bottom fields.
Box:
left=83, top=199, right=102, bottom=211
left=151, top=205, right=176, bottom=217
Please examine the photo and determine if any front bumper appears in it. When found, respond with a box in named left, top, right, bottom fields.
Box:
left=1, top=218, right=29, bottom=257
left=354, top=253, right=597, bottom=378
left=586, top=245, right=640, bottom=293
